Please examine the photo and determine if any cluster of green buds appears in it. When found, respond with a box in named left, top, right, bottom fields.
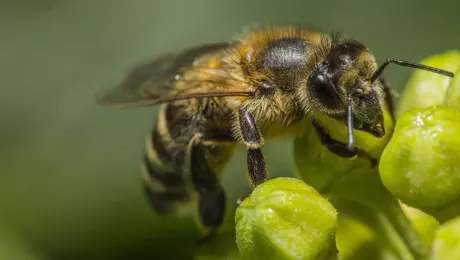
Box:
left=195, top=51, right=460, bottom=260
left=380, top=51, right=460, bottom=221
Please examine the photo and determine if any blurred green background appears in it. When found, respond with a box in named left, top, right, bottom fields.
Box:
left=1, top=0, right=459, bottom=259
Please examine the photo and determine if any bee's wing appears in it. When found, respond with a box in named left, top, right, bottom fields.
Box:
left=96, top=43, right=249, bottom=108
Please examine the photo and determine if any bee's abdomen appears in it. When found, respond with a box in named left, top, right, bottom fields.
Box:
left=141, top=108, right=192, bottom=214
left=142, top=101, right=235, bottom=218
left=142, top=155, right=188, bottom=214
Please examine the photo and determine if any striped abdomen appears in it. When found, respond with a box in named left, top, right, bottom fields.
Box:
left=142, top=104, right=194, bottom=215
left=142, top=101, right=236, bottom=219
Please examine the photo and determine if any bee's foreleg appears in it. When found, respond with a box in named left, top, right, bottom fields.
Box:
left=237, top=107, right=268, bottom=188
left=313, top=119, right=357, bottom=158
left=312, top=119, right=377, bottom=167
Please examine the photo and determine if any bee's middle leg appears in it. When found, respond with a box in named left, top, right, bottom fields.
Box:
left=236, top=107, right=268, bottom=204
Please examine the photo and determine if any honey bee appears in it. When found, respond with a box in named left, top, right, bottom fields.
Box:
left=97, top=26, right=454, bottom=244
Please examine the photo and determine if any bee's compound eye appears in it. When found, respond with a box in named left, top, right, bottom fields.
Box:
left=308, top=73, right=342, bottom=110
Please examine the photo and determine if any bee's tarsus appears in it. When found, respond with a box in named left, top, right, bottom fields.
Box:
left=247, top=148, right=268, bottom=186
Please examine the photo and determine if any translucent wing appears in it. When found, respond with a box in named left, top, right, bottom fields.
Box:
left=96, top=43, right=251, bottom=108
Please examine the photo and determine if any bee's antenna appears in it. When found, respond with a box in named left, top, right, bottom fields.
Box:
left=346, top=92, right=354, bottom=151
left=370, top=58, right=454, bottom=83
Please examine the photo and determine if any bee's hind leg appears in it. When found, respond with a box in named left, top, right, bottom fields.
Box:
left=188, top=132, right=234, bottom=248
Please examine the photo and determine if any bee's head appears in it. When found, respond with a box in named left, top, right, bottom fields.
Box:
left=305, top=40, right=386, bottom=140
left=302, top=37, right=454, bottom=150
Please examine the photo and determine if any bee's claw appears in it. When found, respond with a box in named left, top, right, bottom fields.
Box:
left=195, top=229, right=217, bottom=252
left=237, top=195, right=248, bottom=205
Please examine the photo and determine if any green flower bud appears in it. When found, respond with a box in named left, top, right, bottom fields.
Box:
left=444, top=65, right=460, bottom=110
left=397, top=50, right=460, bottom=117
left=379, top=106, right=460, bottom=212
left=429, top=216, right=460, bottom=259
left=235, top=177, right=338, bottom=260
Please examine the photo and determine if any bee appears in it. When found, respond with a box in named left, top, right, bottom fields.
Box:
left=97, top=26, right=454, bottom=244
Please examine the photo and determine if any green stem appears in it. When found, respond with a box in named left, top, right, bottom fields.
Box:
left=384, top=200, right=430, bottom=259
left=332, top=198, right=413, bottom=260
left=325, top=169, right=429, bottom=259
